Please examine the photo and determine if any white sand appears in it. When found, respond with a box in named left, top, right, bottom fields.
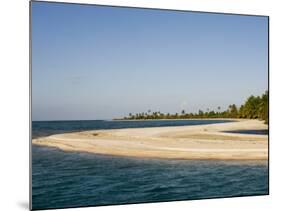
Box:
left=32, top=119, right=268, bottom=160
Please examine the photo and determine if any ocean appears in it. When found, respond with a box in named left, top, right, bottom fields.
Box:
left=32, top=120, right=269, bottom=210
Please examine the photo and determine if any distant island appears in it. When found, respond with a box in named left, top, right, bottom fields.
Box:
left=119, top=91, right=268, bottom=124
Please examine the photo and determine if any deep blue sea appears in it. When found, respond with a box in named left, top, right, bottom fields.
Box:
left=32, top=120, right=269, bottom=210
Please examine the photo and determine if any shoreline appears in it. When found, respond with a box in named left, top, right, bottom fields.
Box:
left=32, top=118, right=256, bottom=122
left=111, top=118, right=239, bottom=121
left=32, top=119, right=268, bottom=160
left=32, top=118, right=242, bottom=139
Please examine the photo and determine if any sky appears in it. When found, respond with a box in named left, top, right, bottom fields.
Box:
left=31, top=2, right=268, bottom=121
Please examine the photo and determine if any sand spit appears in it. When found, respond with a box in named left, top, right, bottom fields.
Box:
left=32, top=119, right=268, bottom=160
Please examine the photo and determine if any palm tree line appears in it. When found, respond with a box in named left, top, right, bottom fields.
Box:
left=121, top=91, right=268, bottom=124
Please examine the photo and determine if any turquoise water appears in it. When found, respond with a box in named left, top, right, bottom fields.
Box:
left=32, top=120, right=268, bottom=210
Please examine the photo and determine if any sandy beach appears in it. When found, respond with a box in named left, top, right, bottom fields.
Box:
left=32, top=119, right=268, bottom=160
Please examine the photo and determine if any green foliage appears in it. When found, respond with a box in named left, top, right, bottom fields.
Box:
left=228, top=104, right=238, bottom=118
left=260, top=91, right=269, bottom=124
left=238, top=91, right=268, bottom=123
left=122, top=91, right=269, bottom=124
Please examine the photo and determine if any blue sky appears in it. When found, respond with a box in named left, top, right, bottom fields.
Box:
left=32, top=2, right=268, bottom=121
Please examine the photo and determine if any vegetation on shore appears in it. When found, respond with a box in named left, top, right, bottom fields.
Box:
left=121, top=91, right=269, bottom=124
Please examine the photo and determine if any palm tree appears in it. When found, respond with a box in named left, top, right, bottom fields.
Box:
left=217, top=106, right=221, bottom=118
left=228, top=104, right=238, bottom=118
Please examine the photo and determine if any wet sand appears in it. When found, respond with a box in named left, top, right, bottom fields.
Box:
left=32, top=119, right=268, bottom=160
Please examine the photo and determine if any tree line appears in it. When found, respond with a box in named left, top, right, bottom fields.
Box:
left=121, top=91, right=268, bottom=124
